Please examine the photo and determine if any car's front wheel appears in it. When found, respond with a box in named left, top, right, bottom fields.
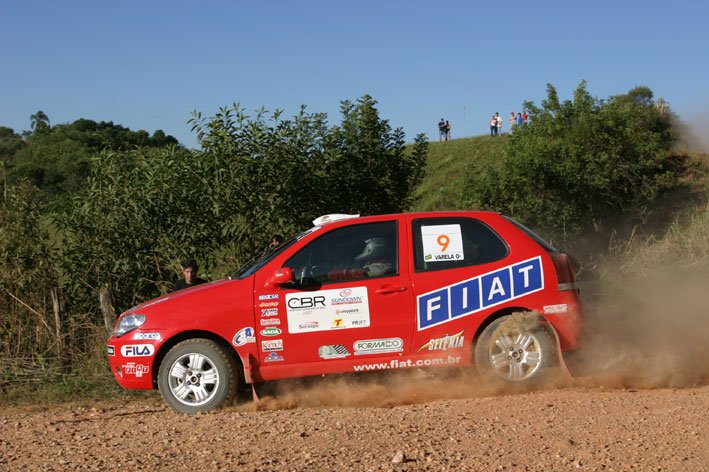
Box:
left=158, top=339, right=238, bottom=414
left=474, top=312, right=557, bottom=385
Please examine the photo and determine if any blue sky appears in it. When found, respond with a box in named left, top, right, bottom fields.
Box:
left=2, top=1, right=708, bottom=149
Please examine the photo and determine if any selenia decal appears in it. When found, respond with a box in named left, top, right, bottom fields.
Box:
left=417, top=330, right=465, bottom=351
left=287, top=287, right=370, bottom=333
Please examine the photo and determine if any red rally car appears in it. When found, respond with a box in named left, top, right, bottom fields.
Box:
left=108, top=212, right=582, bottom=413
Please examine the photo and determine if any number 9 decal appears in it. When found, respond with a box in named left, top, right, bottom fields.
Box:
left=437, top=234, right=450, bottom=252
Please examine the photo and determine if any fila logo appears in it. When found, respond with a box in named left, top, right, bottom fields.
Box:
left=120, top=344, right=156, bottom=357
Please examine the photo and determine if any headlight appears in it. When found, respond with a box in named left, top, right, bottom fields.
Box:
left=114, top=314, right=146, bottom=337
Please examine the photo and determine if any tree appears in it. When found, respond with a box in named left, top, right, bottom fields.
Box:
left=4, top=118, right=182, bottom=201
left=322, top=95, right=428, bottom=215
left=58, top=95, right=428, bottom=314
left=30, top=111, right=50, bottom=134
left=465, top=82, right=687, bottom=247
left=0, top=182, right=60, bottom=359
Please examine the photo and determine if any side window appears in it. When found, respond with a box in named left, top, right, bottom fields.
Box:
left=413, top=217, right=508, bottom=272
left=285, top=221, right=398, bottom=286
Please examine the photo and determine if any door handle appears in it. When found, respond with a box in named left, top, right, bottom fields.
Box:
left=375, top=285, right=408, bottom=294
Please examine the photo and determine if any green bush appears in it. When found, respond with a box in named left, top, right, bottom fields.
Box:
left=58, top=95, right=428, bottom=315
left=465, top=82, right=689, bottom=247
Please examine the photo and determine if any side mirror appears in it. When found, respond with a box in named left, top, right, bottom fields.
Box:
left=265, top=267, right=293, bottom=288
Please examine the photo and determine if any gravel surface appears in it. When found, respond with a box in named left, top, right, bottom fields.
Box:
left=2, top=376, right=707, bottom=471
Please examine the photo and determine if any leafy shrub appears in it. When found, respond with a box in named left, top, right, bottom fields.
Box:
left=465, top=82, right=689, bottom=247
left=59, top=95, right=428, bottom=315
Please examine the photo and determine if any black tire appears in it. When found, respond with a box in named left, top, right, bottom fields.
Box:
left=157, top=339, right=238, bottom=414
left=474, top=312, right=557, bottom=385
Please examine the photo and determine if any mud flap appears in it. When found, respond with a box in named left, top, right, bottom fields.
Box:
left=240, top=352, right=260, bottom=401
left=549, top=326, right=572, bottom=379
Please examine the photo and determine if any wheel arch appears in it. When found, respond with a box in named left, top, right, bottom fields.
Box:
left=473, top=307, right=569, bottom=377
left=473, top=306, right=553, bottom=342
left=151, top=330, right=243, bottom=389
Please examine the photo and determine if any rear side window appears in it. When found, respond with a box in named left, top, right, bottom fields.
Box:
left=502, top=215, right=558, bottom=252
left=413, top=217, right=508, bottom=272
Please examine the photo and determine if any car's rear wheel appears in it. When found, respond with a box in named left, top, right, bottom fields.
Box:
left=158, top=339, right=238, bottom=414
left=475, top=312, right=557, bottom=385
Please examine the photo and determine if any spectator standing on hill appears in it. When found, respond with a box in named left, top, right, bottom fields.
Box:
left=490, top=115, right=498, bottom=136
left=172, top=259, right=207, bottom=292
left=522, top=111, right=529, bottom=124
left=445, top=120, right=451, bottom=140
left=517, top=112, right=524, bottom=127
left=509, top=112, right=516, bottom=131
left=438, top=118, right=446, bottom=142
left=495, top=112, right=502, bottom=135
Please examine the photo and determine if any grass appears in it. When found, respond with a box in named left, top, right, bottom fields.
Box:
left=411, top=135, right=505, bottom=212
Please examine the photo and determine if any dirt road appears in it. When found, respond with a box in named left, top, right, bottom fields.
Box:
left=2, top=375, right=707, bottom=471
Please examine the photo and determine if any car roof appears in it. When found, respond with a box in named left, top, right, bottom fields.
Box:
left=312, top=210, right=503, bottom=228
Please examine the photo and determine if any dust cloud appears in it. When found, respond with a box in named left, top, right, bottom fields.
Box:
left=678, top=107, right=709, bottom=153
left=237, top=368, right=551, bottom=412
left=235, top=260, right=709, bottom=411
left=568, top=267, right=709, bottom=389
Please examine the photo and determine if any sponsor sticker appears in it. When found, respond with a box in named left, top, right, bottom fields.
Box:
left=298, top=321, right=319, bottom=330
left=232, top=327, right=256, bottom=346
left=107, top=345, right=115, bottom=356
left=319, top=344, right=351, bottom=359
left=258, top=301, right=279, bottom=308
left=120, top=344, right=155, bottom=357
left=353, top=338, right=404, bottom=355
left=264, top=352, right=284, bottom=362
left=260, top=327, right=282, bottom=337
left=421, top=224, right=464, bottom=262
left=417, top=256, right=544, bottom=330
left=261, top=308, right=279, bottom=317
left=260, top=318, right=281, bottom=326
left=287, top=286, right=370, bottom=333
left=133, top=332, right=161, bottom=340
left=122, top=362, right=150, bottom=377
left=417, top=330, right=465, bottom=352
left=543, top=304, right=568, bottom=314
left=262, top=339, right=283, bottom=352
left=259, top=294, right=279, bottom=300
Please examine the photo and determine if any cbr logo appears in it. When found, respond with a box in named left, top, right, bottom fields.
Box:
left=288, top=296, right=326, bottom=309
left=121, top=344, right=155, bottom=357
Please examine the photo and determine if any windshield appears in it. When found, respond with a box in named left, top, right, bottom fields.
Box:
left=231, top=227, right=320, bottom=279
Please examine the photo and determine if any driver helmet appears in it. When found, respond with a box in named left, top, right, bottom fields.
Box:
left=354, top=237, right=387, bottom=261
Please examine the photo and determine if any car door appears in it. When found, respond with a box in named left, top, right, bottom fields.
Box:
left=407, top=215, right=514, bottom=354
left=255, top=219, right=415, bottom=367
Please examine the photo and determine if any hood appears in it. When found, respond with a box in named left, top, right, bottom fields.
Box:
left=123, top=278, right=235, bottom=316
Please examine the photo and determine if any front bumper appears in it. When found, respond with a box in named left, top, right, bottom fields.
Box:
left=107, top=336, right=161, bottom=390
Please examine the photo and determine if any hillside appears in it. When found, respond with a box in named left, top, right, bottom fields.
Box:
left=411, top=135, right=506, bottom=212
